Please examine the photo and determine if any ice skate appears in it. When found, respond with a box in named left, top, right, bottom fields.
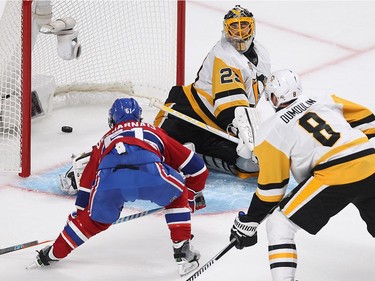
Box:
left=173, top=240, right=200, bottom=276
left=27, top=245, right=59, bottom=269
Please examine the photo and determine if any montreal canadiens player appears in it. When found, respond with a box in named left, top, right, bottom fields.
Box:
left=30, top=98, right=209, bottom=276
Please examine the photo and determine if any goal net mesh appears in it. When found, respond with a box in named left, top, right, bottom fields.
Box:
left=0, top=0, right=179, bottom=173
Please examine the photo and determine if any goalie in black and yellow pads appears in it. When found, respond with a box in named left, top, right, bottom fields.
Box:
left=154, top=5, right=271, bottom=179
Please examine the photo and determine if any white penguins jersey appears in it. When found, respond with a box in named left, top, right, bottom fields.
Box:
left=182, top=35, right=270, bottom=131
left=253, top=94, right=375, bottom=203
left=194, top=35, right=271, bottom=106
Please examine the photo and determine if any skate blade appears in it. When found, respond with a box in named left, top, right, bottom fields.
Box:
left=26, top=261, right=39, bottom=269
left=179, top=260, right=199, bottom=276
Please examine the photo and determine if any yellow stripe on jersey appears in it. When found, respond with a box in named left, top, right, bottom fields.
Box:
left=362, top=127, right=375, bottom=137
left=314, top=136, right=369, bottom=166
left=212, top=57, right=245, bottom=93
left=256, top=189, right=285, bottom=203
left=314, top=153, right=375, bottom=185
left=255, top=140, right=290, bottom=186
left=195, top=87, right=214, bottom=105
left=254, top=140, right=290, bottom=202
left=182, top=85, right=225, bottom=132
left=283, top=177, right=326, bottom=217
left=331, top=94, right=373, bottom=124
left=212, top=57, right=249, bottom=117
left=153, top=102, right=173, bottom=127
left=214, top=99, right=249, bottom=117
left=284, top=153, right=375, bottom=216
left=269, top=253, right=298, bottom=260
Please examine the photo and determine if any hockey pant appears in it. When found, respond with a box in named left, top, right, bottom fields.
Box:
left=51, top=162, right=192, bottom=259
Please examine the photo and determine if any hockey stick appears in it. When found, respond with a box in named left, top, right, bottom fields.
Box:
left=185, top=196, right=290, bottom=281
left=1, top=207, right=164, bottom=255
left=186, top=238, right=237, bottom=281
left=113, top=206, right=165, bottom=224
left=0, top=240, right=53, bottom=255
left=149, top=99, right=240, bottom=144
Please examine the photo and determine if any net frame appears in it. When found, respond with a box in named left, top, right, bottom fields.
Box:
left=0, top=0, right=186, bottom=177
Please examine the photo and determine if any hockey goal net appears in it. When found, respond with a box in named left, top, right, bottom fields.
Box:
left=0, top=0, right=185, bottom=176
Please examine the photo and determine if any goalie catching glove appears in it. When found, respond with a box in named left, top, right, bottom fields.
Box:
left=230, top=211, right=259, bottom=249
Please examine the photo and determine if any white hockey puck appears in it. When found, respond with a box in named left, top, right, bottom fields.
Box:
left=61, top=126, right=73, bottom=133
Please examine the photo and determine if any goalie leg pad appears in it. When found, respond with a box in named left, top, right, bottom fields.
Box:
left=59, top=169, right=78, bottom=195
left=59, top=152, right=91, bottom=195
left=71, top=152, right=90, bottom=188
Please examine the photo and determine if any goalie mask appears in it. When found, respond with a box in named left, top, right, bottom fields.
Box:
left=224, top=5, right=255, bottom=53
left=265, top=69, right=302, bottom=110
left=108, top=98, right=142, bottom=128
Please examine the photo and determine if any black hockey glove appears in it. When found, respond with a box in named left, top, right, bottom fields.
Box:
left=230, top=211, right=259, bottom=250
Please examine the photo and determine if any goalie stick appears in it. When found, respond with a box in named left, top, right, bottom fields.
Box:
left=2, top=207, right=164, bottom=256
left=150, top=99, right=261, bottom=153
left=149, top=99, right=240, bottom=144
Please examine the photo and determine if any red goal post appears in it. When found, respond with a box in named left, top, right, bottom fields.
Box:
left=0, top=0, right=186, bottom=177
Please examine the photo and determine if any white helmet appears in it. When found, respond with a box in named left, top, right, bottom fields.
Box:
left=265, top=69, right=302, bottom=109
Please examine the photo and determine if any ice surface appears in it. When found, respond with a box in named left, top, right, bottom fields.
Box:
left=1, top=1, right=375, bottom=280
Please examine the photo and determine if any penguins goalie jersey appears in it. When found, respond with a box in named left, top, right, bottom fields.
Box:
left=253, top=94, right=375, bottom=203
left=184, top=38, right=271, bottom=131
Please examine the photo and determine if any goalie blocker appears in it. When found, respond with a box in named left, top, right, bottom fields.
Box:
left=232, top=106, right=260, bottom=159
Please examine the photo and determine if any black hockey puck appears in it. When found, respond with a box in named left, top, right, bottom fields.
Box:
left=61, top=126, right=73, bottom=133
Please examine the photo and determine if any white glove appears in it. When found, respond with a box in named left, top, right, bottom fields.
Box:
left=233, top=107, right=256, bottom=159
left=236, top=138, right=252, bottom=159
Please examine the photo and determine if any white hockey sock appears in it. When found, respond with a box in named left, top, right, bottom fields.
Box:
left=266, top=209, right=299, bottom=281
